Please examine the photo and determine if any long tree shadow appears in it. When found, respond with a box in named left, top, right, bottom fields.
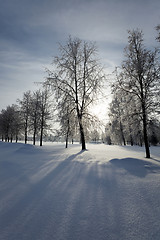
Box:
left=110, top=158, right=160, bottom=178
left=0, top=150, right=84, bottom=236
left=2, top=149, right=160, bottom=240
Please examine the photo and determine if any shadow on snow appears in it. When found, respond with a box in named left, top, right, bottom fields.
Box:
left=110, top=157, right=160, bottom=178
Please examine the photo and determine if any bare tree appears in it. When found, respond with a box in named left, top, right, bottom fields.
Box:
left=46, top=37, right=104, bottom=150
left=109, top=90, right=126, bottom=145
left=0, top=105, right=22, bottom=142
left=29, top=90, right=41, bottom=145
left=117, top=29, right=160, bottom=158
left=11, top=105, right=22, bottom=143
left=109, top=85, right=143, bottom=146
left=39, top=87, right=52, bottom=146
left=18, top=91, right=32, bottom=144
left=56, top=94, right=77, bottom=148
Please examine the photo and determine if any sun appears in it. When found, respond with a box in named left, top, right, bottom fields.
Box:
left=90, top=100, right=110, bottom=123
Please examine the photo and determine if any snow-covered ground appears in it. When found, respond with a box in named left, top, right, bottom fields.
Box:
left=0, top=141, right=160, bottom=240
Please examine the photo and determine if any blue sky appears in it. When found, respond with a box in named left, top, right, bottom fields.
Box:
left=0, top=0, right=160, bottom=111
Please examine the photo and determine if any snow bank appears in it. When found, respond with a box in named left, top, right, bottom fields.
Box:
left=0, top=141, right=160, bottom=240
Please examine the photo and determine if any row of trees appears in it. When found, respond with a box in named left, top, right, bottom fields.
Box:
left=106, top=28, right=160, bottom=158
left=0, top=37, right=104, bottom=149
left=0, top=26, right=160, bottom=157
left=0, top=88, right=51, bottom=146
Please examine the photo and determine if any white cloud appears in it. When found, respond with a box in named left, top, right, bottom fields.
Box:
left=0, top=0, right=160, bottom=110
left=0, top=49, right=51, bottom=109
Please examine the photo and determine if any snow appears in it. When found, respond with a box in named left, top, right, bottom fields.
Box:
left=0, top=141, right=160, bottom=240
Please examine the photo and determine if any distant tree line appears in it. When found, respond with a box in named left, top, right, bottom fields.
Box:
left=0, top=87, right=52, bottom=146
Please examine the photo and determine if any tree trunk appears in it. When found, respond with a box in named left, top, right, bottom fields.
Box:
left=142, top=110, right=150, bottom=158
left=40, top=119, right=43, bottom=146
left=40, top=128, right=43, bottom=146
left=65, top=119, right=70, bottom=148
left=5, top=134, right=7, bottom=142
left=25, top=133, right=27, bottom=144
left=130, top=136, right=133, bottom=146
left=33, top=130, right=36, bottom=145
left=25, top=124, right=27, bottom=144
left=65, top=135, right=68, bottom=148
left=40, top=112, right=44, bottom=147
left=79, top=121, right=86, bottom=150
left=33, top=115, right=37, bottom=145
left=24, top=117, right=28, bottom=144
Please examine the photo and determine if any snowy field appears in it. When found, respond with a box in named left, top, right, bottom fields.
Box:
left=0, top=141, right=160, bottom=240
